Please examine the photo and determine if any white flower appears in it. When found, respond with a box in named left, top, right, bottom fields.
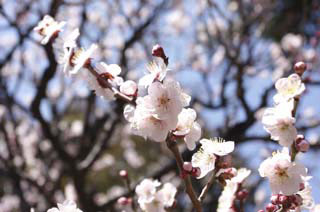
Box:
left=136, top=180, right=177, bottom=212
left=200, top=138, right=235, bottom=156
left=281, top=33, right=303, bottom=52
left=120, top=80, right=137, bottom=96
left=258, top=149, right=307, bottom=195
left=69, top=44, right=97, bottom=75
left=173, top=108, right=201, bottom=150
left=273, top=74, right=305, bottom=104
left=298, top=176, right=314, bottom=210
left=217, top=168, right=251, bottom=212
left=126, top=99, right=176, bottom=142
left=136, top=179, right=161, bottom=204
left=47, top=200, right=82, bottom=212
left=157, top=183, right=177, bottom=207
left=191, top=148, right=217, bottom=179
left=191, top=138, right=235, bottom=179
left=86, top=62, right=123, bottom=100
left=34, top=15, right=66, bottom=45
left=139, top=58, right=168, bottom=87
left=217, top=180, right=237, bottom=212
left=232, top=168, right=251, bottom=184
left=262, top=100, right=297, bottom=147
left=142, top=79, right=190, bottom=120
left=55, top=29, right=80, bottom=76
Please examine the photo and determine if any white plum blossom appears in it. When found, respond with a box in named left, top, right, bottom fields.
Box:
left=69, top=44, right=98, bottom=75
left=258, top=149, right=307, bottom=195
left=262, top=100, right=297, bottom=147
left=273, top=74, right=305, bottom=104
left=136, top=179, right=161, bottom=204
left=136, top=179, right=176, bottom=212
left=173, top=108, right=201, bottom=150
left=192, top=138, right=235, bottom=179
left=191, top=148, right=217, bottom=179
left=217, top=168, right=251, bottom=212
left=34, top=15, right=66, bottom=45
left=200, top=138, right=235, bottom=156
left=86, top=62, right=123, bottom=100
left=55, top=28, right=80, bottom=75
left=142, top=79, right=190, bottom=120
left=120, top=80, right=137, bottom=96
left=124, top=98, right=177, bottom=142
left=157, top=183, right=177, bottom=208
left=47, top=200, right=83, bottom=212
left=139, top=58, right=168, bottom=87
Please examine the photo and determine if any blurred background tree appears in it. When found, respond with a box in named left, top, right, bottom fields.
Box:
left=0, top=0, right=320, bottom=211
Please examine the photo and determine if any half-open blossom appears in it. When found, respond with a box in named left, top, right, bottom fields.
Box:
left=200, top=138, right=235, bottom=156
left=142, top=79, right=190, bottom=120
left=34, top=15, right=66, bottom=45
left=55, top=28, right=80, bottom=75
left=173, top=108, right=201, bottom=150
left=191, top=138, right=235, bottom=179
left=86, top=62, right=123, bottom=100
left=139, top=58, right=168, bottom=87
left=258, top=149, right=307, bottom=195
left=47, top=200, right=82, bottom=212
left=191, top=148, right=217, bottom=179
left=262, top=100, right=297, bottom=147
left=69, top=44, right=97, bottom=75
left=273, top=74, right=305, bottom=104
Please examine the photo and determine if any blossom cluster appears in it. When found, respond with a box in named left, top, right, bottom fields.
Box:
left=135, top=179, right=177, bottom=212
left=258, top=65, right=316, bottom=211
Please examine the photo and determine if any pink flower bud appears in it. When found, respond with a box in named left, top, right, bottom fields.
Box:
left=151, top=44, right=168, bottom=65
left=257, top=210, right=265, bottom=212
left=117, top=197, right=129, bottom=205
left=191, top=167, right=201, bottom=178
left=236, top=189, right=249, bottom=201
left=294, top=62, right=307, bottom=76
left=266, top=203, right=277, bottom=212
left=152, top=44, right=165, bottom=58
left=295, top=139, right=310, bottom=153
left=183, top=162, right=193, bottom=172
left=119, top=170, right=128, bottom=178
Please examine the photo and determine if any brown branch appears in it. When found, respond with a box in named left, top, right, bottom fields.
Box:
left=165, top=135, right=202, bottom=212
